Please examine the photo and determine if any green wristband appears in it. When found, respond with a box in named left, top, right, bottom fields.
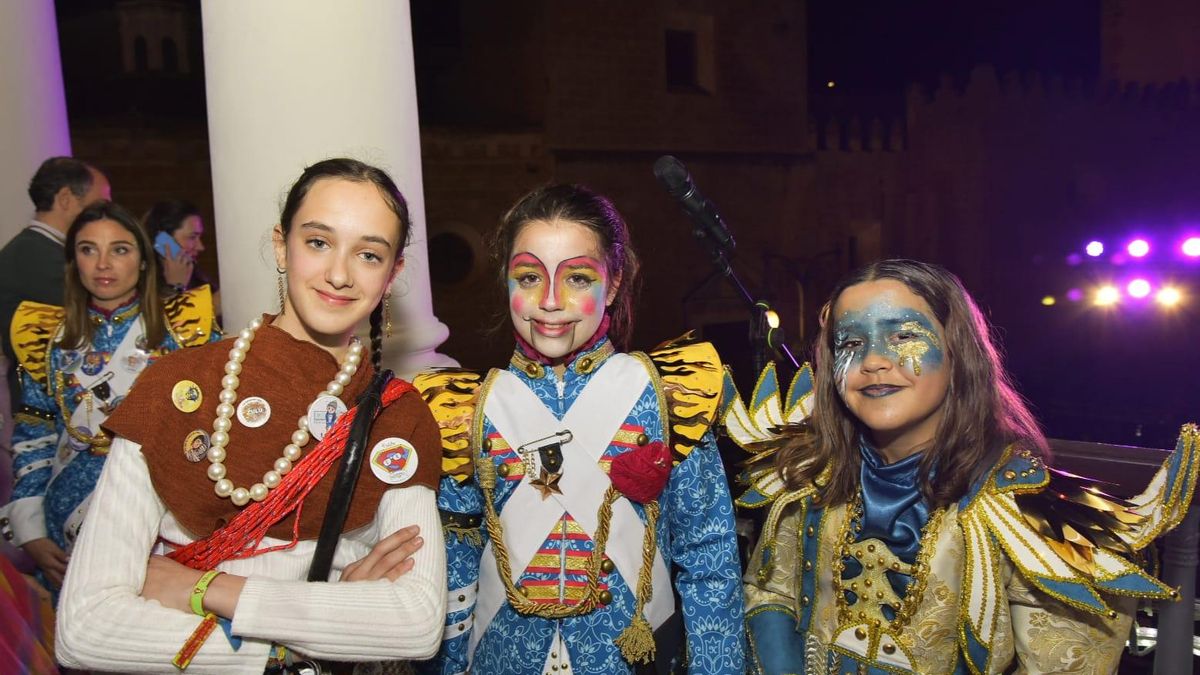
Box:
left=190, top=569, right=223, bottom=617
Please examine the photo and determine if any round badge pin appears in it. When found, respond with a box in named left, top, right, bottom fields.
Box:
left=236, top=396, right=272, bottom=428
left=183, top=429, right=211, bottom=463
left=59, top=351, right=82, bottom=373
left=369, top=437, right=419, bottom=485
left=122, top=351, right=148, bottom=374
left=171, top=380, right=203, bottom=413
left=307, top=394, right=347, bottom=442
left=80, top=352, right=107, bottom=376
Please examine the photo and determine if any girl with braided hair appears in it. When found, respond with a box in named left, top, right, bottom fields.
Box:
left=56, top=159, right=446, bottom=673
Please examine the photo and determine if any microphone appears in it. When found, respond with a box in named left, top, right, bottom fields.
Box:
left=653, top=155, right=735, bottom=252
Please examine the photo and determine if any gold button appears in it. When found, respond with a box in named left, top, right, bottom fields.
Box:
left=483, top=438, right=493, bottom=451
left=518, top=585, right=529, bottom=597
left=636, top=433, right=649, bottom=446
left=551, top=652, right=557, bottom=658
left=458, top=595, right=466, bottom=602
left=525, top=363, right=540, bottom=377
left=892, top=562, right=901, bottom=571
left=803, top=560, right=812, bottom=571
left=863, top=579, right=872, bottom=587
left=806, top=526, right=815, bottom=537
left=854, top=627, right=867, bottom=640
left=598, top=590, right=613, bottom=605
left=497, top=463, right=510, bottom=477
left=882, top=643, right=896, bottom=655
left=457, top=623, right=464, bottom=630
left=867, top=544, right=875, bottom=552
left=1003, top=469, right=1016, bottom=480
left=876, top=591, right=884, bottom=599
left=578, top=356, right=593, bottom=372
left=601, top=559, right=615, bottom=574
left=800, top=595, right=809, bottom=606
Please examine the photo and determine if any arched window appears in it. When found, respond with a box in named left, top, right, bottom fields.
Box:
left=134, top=35, right=148, bottom=72
left=162, top=37, right=179, bottom=73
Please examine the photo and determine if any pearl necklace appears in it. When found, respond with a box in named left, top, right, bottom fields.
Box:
left=204, top=316, right=364, bottom=506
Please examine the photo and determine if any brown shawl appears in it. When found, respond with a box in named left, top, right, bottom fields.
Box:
left=103, top=319, right=440, bottom=541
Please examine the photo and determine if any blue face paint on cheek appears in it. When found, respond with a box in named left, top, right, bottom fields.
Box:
left=833, top=300, right=944, bottom=380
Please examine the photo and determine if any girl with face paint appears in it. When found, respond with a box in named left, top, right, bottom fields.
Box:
left=735, top=260, right=1195, bottom=674
left=419, top=185, right=745, bottom=675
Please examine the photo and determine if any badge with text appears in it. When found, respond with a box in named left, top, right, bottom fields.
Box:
left=236, top=396, right=271, bottom=428
left=183, top=429, right=211, bottom=463
left=306, top=394, right=347, bottom=442
left=370, top=437, right=419, bottom=485
left=171, top=380, right=203, bottom=413
left=122, top=350, right=149, bottom=374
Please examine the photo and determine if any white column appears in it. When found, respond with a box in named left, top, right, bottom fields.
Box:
left=0, top=0, right=72, bottom=243
left=201, top=0, right=455, bottom=374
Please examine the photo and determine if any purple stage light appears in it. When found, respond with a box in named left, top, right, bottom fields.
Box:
left=1127, top=278, right=1152, bottom=298
left=1084, top=241, right=1104, bottom=257
left=1066, top=288, right=1084, bottom=302
left=1127, top=239, right=1150, bottom=258
left=1183, top=237, right=1200, bottom=258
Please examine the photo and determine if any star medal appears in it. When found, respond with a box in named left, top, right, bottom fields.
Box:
left=306, top=394, right=347, bottom=442
left=370, top=438, right=419, bottom=484
left=530, top=468, right=563, bottom=500
left=236, top=396, right=271, bottom=428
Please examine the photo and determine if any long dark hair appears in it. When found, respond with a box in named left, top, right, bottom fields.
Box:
left=777, top=259, right=1047, bottom=508
left=492, top=184, right=641, bottom=350
left=278, top=158, right=411, bottom=370
left=61, top=202, right=167, bottom=350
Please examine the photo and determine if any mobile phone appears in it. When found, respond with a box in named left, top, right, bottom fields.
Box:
left=154, top=231, right=183, bottom=258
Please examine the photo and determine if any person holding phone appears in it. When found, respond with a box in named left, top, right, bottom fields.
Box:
left=144, top=200, right=222, bottom=316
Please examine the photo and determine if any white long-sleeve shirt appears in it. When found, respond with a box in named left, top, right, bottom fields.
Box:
left=56, top=437, right=446, bottom=674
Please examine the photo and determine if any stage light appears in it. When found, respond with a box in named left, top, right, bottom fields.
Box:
left=1066, top=288, right=1084, bottom=302
left=1094, top=285, right=1120, bottom=306
left=1127, top=279, right=1152, bottom=298
left=764, top=310, right=780, bottom=329
left=1041, top=295, right=1056, bottom=306
left=826, top=81, right=836, bottom=88
left=1085, top=241, right=1104, bottom=257
left=1183, top=237, right=1200, bottom=257
left=1127, top=239, right=1150, bottom=258
left=1156, top=286, right=1183, bottom=307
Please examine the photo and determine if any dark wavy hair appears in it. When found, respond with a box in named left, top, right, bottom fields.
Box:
left=777, top=259, right=1047, bottom=508
left=61, top=202, right=166, bottom=350
left=491, top=184, right=641, bottom=350
left=278, top=158, right=411, bottom=370
left=144, top=199, right=201, bottom=236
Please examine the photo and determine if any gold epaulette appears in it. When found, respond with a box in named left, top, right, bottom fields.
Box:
left=164, top=285, right=217, bottom=347
left=10, top=301, right=65, bottom=391
left=641, top=333, right=723, bottom=465
left=412, top=368, right=485, bottom=483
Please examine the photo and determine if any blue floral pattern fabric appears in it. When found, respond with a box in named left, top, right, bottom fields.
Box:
left=422, top=337, right=744, bottom=675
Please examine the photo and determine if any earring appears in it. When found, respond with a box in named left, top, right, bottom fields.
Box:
left=384, top=293, right=392, bottom=338
left=139, top=261, right=146, bottom=271
left=277, top=267, right=286, bottom=312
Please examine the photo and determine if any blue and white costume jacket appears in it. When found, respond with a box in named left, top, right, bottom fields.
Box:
left=2, top=287, right=218, bottom=552
left=729, top=364, right=1199, bottom=675
left=414, top=335, right=745, bottom=675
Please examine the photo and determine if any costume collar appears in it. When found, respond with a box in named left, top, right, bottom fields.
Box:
left=509, top=332, right=617, bottom=380
left=28, top=219, right=65, bottom=245
left=856, top=438, right=930, bottom=565
left=89, top=295, right=141, bottom=325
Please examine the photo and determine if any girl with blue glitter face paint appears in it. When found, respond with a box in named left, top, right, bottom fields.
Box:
left=735, top=260, right=1196, bottom=675
left=831, top=279, right=950, bottom=463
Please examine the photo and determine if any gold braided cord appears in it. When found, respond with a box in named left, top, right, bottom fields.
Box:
left=614, top=500, right=660, bottom=663
left=53, top=370, right=111, bottom=452
left=477, top=447, right=664, bottom=658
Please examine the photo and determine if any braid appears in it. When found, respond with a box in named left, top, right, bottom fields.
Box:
left=368, top=301, right=384, bottom=371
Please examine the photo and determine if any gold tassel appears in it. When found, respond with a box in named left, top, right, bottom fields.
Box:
left=616, top=500, right=661, bottom=665
left=615, top=614, right=656, bottom=664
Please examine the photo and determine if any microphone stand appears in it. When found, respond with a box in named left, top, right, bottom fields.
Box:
left=688, top=222, right=801, bottom=372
